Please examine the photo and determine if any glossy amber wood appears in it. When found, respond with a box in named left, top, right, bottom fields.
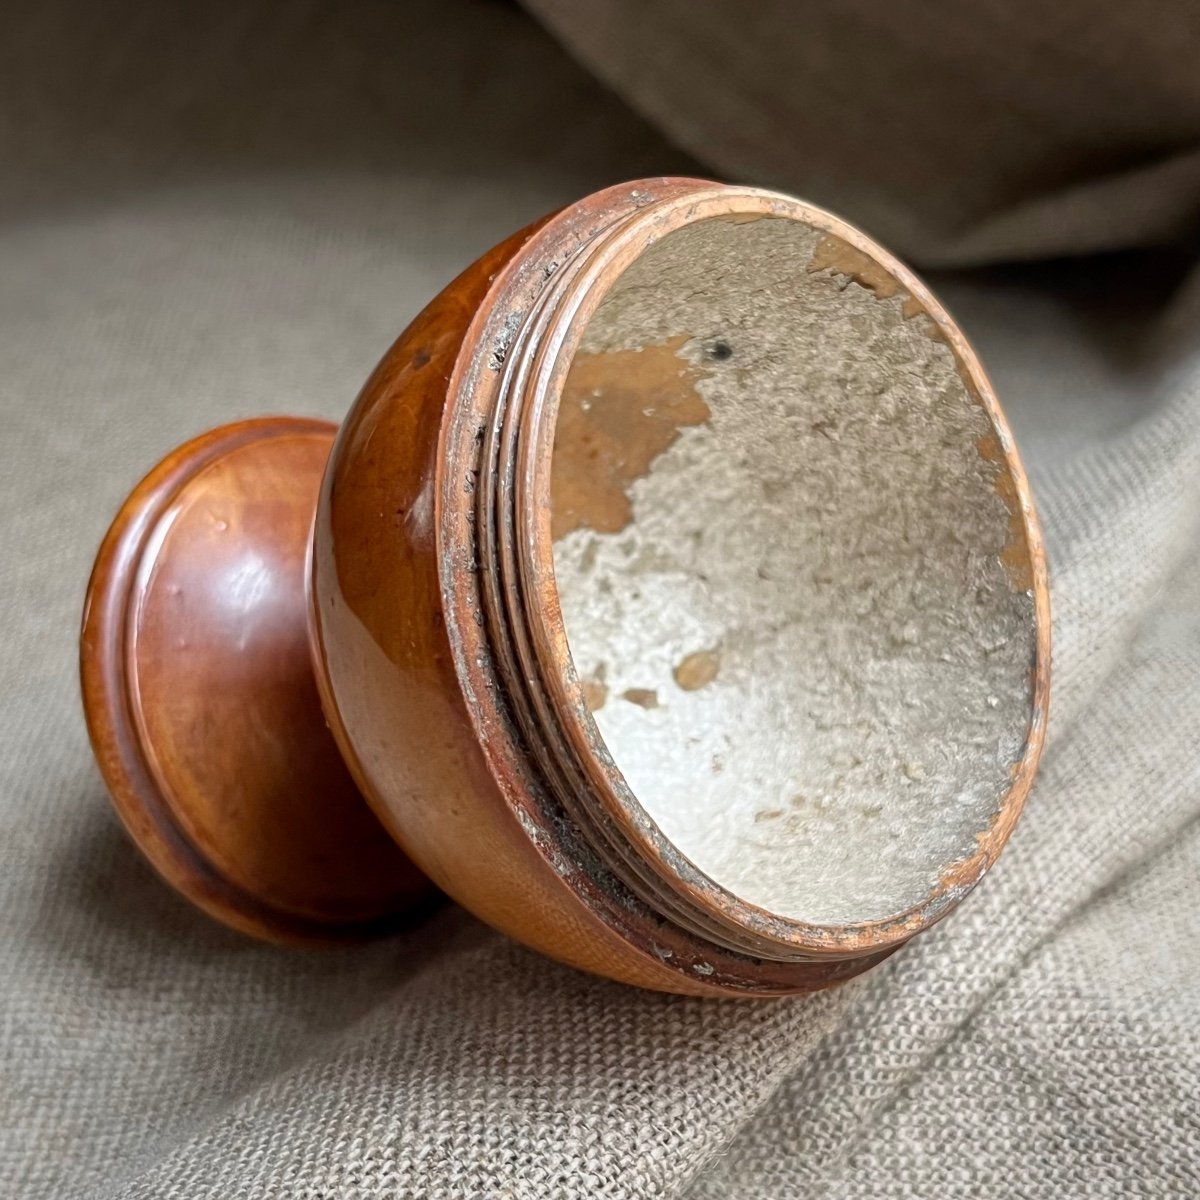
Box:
left=308, top=178, right=1052, bottom=995
left=81, top=418, right=434, bottom=941
left=81, top=179, right=1050, bottom=994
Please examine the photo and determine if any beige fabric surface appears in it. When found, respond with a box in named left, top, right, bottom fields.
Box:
left=526, top=0, right=1200, bottom=268
left=1, top=1, right=1198, bottom=1196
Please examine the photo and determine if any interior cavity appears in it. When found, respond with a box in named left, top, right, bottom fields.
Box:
left=549, top=214, right=1036, bottom=927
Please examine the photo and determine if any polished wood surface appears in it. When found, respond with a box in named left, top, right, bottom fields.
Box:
left=81, top=180, right=1049, bottom=992
left=81, top=418, right=433, bottom=941
left=311, top=196, right=740, bottom=993
left=310, top=178, right=1049, bottom=994
left=311, top=182, right=876, bottom=993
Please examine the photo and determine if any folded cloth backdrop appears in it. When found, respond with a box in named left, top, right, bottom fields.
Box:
left=1, top=0, right=1197, bottom=1196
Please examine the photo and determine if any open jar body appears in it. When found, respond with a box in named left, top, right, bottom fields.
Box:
left=311, top=179, right=1049, bottom=995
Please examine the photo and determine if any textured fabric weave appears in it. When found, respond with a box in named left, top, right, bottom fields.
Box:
left=2, top=1, right=1197, bottom=1196
left=526, top=0, right=1200, bottom=268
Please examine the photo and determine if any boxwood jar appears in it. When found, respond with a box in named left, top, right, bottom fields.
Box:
left=83, top=179, right=1049, bottom=994
left=307, top=178, right=1050, bottom=995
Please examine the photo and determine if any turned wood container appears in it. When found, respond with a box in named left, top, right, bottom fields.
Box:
left=83, top=178, right=1050, bottom=996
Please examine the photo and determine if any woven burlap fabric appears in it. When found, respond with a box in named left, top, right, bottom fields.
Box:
left=525, top=0, right=1200, bottom=269
left=2, top=1, right=1197, bottom=1196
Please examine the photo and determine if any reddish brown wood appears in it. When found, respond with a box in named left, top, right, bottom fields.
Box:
left=82, top=179, right=1050, bottom=994
left=310, top=178, right=1050, bottom=995
left=81, top=417, right=434, bottom=942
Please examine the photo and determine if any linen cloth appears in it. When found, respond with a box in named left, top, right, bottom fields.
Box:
left=1, top=0, right=1197, bottom=1196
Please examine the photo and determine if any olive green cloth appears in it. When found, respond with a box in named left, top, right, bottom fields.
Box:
left=2, top=0, right=1197, bottom=1196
